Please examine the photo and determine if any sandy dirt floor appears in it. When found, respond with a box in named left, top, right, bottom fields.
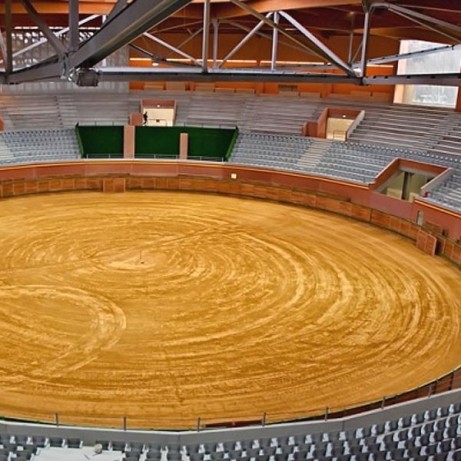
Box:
left=0, top=191, right=460, bottom=430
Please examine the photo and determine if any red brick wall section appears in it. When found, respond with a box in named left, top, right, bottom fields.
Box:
left=416, top=229, right=438, bottom=256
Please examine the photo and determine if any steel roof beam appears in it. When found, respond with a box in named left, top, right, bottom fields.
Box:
left=68, top=0, right=194, bottom=69
left=386, top=3, right=461, bottom=37
left=368, top=43, right=461, bottom=65
left=370, top=2, right=461, bottom=42
left=7, top=60, right=64, bottom=83
left=69, top=0, right=79, bottom=52
left=225, top=20, right=311, bottom=57
left=0, top=15, right=99, bottom=66
left=129, top=43, right=196, bottom=67
left=19, top=0, right=67, bottom=58
left=201, top=0, right=211, bottom=71
left=106, top=0, right=130, bottom=23
left=97, top=66, right=362, bottom=84
left=94, top=66, right=461, bottom=86
left=5, top=0, right=13, bottom=75
left=219, top=13, right=273, bottom=69
left=271, top=11, right=279, bottom=71
left=364, top=72, right=461, bottom=86
left=165, top=27, right=203, bottom=60
left=227, top=0, right=329, bottom=64
left=278, top=10, right=355, bottom=77
left=143, top=32, right=200, bottom=66
left=359, top=10, right=370, bottom=78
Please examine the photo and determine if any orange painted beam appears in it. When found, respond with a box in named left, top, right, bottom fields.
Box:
left=213, top=0, right=362, bottom=19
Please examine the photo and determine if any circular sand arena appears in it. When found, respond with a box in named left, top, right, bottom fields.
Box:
left=0, top=191, right=460, bottom=429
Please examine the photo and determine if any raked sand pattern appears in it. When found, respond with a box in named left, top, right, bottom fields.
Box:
left=0, top=191, right=460, bottom=429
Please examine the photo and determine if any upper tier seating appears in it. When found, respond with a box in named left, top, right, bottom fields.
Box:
left=1, top=90, right=460, bottom=155
left=347, top=104, right=457, bottom=151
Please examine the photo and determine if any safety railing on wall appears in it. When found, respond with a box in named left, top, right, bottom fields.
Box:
left=82, top=154, right=227, bottom=162
left=0, top=361, right=460, bottom=432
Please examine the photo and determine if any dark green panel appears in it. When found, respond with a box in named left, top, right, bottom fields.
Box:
left=77, top=126, right=124, bottom=158
left=187, top=127, right=236, bottom=160
left=135, top=126, right=182, bottom=157
left=135, top=126, right=237, bottom=161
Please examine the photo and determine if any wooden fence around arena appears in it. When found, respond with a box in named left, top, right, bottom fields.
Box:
left=0, top=160, right=458, bottom=265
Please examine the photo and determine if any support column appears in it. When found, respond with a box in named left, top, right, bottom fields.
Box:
left=347, top=13, right=355, bottom=65
left=402, top=171, right=412, bottom=200
left=179, top=133, right=189, bottom=160
left=5, top=0, right=13, bottom=75
left=69, top=0, right=79, bottom=52
left=123, top=125, right=135, bottom=159
left=456, top=77, right=461, bottom=112
left=360, top=11, right=370, bottom=78
left=201, top=0, right=210, bottom=72
left=212, top=19, right=219, bottom=69
left=271, top=11, right=279, bottom=71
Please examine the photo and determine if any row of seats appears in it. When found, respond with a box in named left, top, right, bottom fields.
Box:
left=0, top=128, right=81, bottom=165
left=1, top=402, right=461, bottom=461
left=229, top=132, right=461, bottom=211
left=0, top=126, right=459, bottom=213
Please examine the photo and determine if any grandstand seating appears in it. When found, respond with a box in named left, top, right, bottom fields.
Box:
left=230, top=132, right=314, bottom=172
left=0, top=90, right=458, bottom=144
left=0, top=90, right=386, bottom=133
left=0, top=128, right=80, bottom=164
left=0, top=89, right=460, bottom=211
left=1, top=391, right=461, bottom=460
left=229, top=132, right=461, bottom=186
left=348, top=104, right=457, bottom=152
left=0, top=123, right=459, bottom=212
left=427, top=173, right=461, bottom=212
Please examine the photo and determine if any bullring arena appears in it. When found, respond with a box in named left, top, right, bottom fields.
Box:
left=2, top=0, right=461, bottom=459
left=0, top=188, right=460, bottom=429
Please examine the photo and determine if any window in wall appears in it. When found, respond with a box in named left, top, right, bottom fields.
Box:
left=394, top=40, right=461, bottom=108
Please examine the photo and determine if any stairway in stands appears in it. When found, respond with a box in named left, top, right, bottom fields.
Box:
left=296, top=138, right=332, bottom=171
left=57, top=95, right=80, bottom=127
left=427, top=114, right=461, bottom=156
left=348, top=104, right=454, bottom=151
left=241, top=95, right=318, bottom=135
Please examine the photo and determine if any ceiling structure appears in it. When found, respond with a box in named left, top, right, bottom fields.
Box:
left=0, top=0, right=460, bottom=86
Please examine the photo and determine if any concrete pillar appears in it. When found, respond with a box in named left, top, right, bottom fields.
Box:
left=123, top=125, right=135, bottom=159
left=456, top=86, right=461, bottom=113
left=179, top=133, right=189, bottom=160
left=129, top=113, right=143, bottom=126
